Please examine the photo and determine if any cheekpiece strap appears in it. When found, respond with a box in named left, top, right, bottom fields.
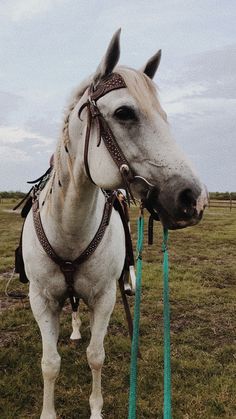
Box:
left=79, top=72, right=135, bottom=203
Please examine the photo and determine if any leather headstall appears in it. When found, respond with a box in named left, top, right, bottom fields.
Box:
left=78, top=72, right=135, bottom=203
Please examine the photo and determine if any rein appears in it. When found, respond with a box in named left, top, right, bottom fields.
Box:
left=162, top=228, right=172, bottom=418
left=128, top=217, right=172, bottom=419
left=128, top=207, right=144, bottom=419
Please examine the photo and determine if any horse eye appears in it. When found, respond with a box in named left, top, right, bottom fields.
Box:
left=114, top=106, right=137, bottom=121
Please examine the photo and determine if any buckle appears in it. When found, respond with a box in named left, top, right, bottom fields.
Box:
left=60, top=261, right=76, bottom=273
left=90, top=102, right=100, bottom=118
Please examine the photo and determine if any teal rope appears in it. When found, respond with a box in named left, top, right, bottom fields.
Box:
left=128, top=214, right=144, bottom=419
left=128, top=221, right=171, bottom=419
left=162, top=228, right=172, bottom=419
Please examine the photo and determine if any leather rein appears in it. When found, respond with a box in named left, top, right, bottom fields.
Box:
left=32, top=73, right=136, bottom=312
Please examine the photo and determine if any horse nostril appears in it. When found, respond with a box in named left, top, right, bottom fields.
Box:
left=178, top=188, right=197, bottom=216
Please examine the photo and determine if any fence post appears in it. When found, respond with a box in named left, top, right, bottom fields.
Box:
left=229, top=193, right=232, bottom=212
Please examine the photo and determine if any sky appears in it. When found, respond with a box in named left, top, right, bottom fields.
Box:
left=0, top=0, right=235, bottom=192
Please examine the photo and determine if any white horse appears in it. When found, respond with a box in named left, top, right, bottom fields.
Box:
left=22, top=29, right=208, bottom=419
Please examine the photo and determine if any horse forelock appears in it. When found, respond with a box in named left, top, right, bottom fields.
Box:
left=63, top=68, right=166, bottom=132
left=115, top=67, right=167, bottom=121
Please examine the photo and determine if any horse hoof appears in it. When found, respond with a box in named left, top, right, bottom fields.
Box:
left=70, top=331, right=82, bottom=340
left=40, top=412, right=56, bottom=419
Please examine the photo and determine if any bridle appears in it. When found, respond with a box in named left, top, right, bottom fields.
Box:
left=78, top=72, right=136, bottom=202
left=78, top=72, right=159, bottom=219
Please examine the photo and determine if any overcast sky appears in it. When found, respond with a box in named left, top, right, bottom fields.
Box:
left=0, top=0, right=235, bottom=192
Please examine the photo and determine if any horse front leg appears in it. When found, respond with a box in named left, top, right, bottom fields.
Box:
left=29, top=285, right=61, bottom=419
left=70, top=305, right=82, bottom=340
left=87, top=285, right=116, bottom=419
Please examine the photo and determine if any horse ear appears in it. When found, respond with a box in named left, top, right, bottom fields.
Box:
left=141, top=50, right=162, bottom=79
left=93, top=29, right=121, bottom=86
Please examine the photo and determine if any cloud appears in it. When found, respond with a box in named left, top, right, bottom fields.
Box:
left=0, top=2, right=235, bottom=192
left=0, top=125, right=55, bottom=146
left=162, top=83, right=207, bottom=104
left=26, top=115, right=60, bottom=140
left=0, top=91, right=23, bottom=123
left=0, top=124, right=55, bottom=190
left=161, top=83, right=208, bottom=118
left=0, top=145, right=30, bottom=162
left=157, top=44, right=236, bottom=191
left=165, top=96, right=236, bottom=119
left=160, top=44, right=236, bottom=125
left=0, top=0, right=65, bottom=22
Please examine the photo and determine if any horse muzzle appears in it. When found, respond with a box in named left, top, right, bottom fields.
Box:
left=144, top=177, right=208, bottom=230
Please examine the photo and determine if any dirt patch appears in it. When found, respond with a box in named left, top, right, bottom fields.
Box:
left=0, top=330, right=19, bottom=348
left=0, top=323, right=29, bottom=348
left=0, top=296, right=29, bottom=312
left=0, top=271, right=29, bottom=312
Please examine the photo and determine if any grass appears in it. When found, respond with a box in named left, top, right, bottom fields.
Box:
left=0, top=199, right=236, bottom=418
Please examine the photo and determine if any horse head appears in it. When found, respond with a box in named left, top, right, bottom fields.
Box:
left=68, top=29, right=208, bottom=229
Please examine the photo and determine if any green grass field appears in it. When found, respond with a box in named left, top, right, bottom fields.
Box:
left=1, top=199, right=236, bottom=418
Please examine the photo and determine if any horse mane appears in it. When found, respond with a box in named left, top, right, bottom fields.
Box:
left=52, top=77, right=93, bottom=197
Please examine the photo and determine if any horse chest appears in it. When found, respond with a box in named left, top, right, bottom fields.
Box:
left=23, top=209, right=126, bottom=305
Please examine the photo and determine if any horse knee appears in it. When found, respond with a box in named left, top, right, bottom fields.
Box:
left=42, top=354, right=61, bottom=380
left=87, top=345, right=105, bottom=371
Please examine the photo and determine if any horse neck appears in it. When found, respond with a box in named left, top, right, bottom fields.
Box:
left=39, top=139, right=105, bottom=259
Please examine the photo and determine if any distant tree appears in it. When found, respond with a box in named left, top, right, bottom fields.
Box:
left=209, top=192, right=236, bottom=200
left=0, top=191, right=26, bottom=200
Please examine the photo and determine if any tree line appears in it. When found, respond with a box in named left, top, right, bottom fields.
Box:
left=0, top=191, right=236, bottom=201
left=0, top=191, right=26, bottom=200
left=209, top=192, right=236, bottom=200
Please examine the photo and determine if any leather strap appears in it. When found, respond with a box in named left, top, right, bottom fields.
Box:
left=83, top=105, right=94, bottom=184
left=32, top=194, right=115, bottom=310
left=78, top=73, right=135, bottom=201
left=148, top=215, right=154, bottom=245
left=98, top=115, right=131, bottom=173
left=118, top=275, right=133, bottom=339
left=113, top=198, right=134, bottom=269
left=91, top=73, right=127, bottom=101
